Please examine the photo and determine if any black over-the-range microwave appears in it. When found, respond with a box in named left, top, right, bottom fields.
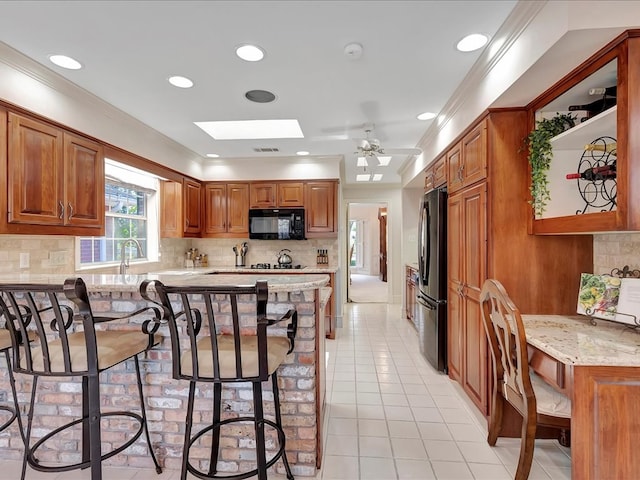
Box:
left=248, top=208, right=305, bottom=240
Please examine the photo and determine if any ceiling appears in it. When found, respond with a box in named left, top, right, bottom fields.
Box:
left=0, top=0, right=518, bottom=185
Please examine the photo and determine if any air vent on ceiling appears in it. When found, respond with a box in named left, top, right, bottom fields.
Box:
left=253, top=147, right=280, bottom=152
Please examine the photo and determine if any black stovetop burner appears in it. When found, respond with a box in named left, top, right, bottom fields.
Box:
left=251, top=263, right=303, bottom=270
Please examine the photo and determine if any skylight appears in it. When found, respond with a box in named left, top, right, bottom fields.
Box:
left=194, top=119, right=304, bottom=140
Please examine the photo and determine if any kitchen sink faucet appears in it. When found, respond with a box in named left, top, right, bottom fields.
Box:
left=119, top=238, right=144, bottom=274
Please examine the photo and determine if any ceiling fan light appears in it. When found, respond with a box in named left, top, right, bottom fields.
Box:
left=356, top=174, right=371, bottom=182
left=372, top=174, right=383, bottom=181
left=357, top=157, right=368, bottom=167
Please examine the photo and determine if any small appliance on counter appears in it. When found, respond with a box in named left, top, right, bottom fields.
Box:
left=233, top=242, right=248, bottom=267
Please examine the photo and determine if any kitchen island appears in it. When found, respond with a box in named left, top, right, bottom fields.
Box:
left=0, top=272, right=330, bottom=477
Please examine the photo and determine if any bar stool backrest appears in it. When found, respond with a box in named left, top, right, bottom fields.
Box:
left=142, top=280, right=277, bottom=383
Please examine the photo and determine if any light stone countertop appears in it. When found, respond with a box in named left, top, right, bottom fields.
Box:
left=152, top=266, right=339, bottom=274
left=522, top=314, right=640, bottom=367
left=0, top=272, right=330, bottom=293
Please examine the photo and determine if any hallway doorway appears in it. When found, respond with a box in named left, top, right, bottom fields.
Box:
left=347, top=202, right=389, bottom=303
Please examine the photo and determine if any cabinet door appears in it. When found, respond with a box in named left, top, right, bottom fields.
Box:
left=305, top=181, right=337, bottom=237
left=227, top=183, right=249, bottom=233
left=250, top=182, right=277, bottom=208
left=7, top=112, right=64, bottom=225
left=460, top=183, right=489, bottom=415
left=447, top=192, right=463, bottom=381
left=446, top=142, right=463, bottom=193
left=183, top=179, right=202, bottom=234
left=63, top=132, right=104, bottom=229
left=160, top=180, right=183, bottom=238
left=203, top=184, right=226, bottom=234
left=461, top=120, right=487, bottom=188
left=278, top=182, right=304, bottom=207
left=432, top=155, right=447, bottom=187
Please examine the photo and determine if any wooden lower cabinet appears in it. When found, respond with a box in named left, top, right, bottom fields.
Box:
left=446, top=109, right=593, bottom=417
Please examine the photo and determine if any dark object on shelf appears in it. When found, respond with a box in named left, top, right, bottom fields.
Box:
left=568, top=96, right=617, bottom=117
left=572, top=136, right=617, bottom=214
left=588, top=86, right=617, bottom=97
left=566, top=165, right=616, bottom=181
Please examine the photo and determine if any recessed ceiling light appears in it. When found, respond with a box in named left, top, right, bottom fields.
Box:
left=297, top=151, right=309, bottom=156
left=206, top=153, right=219, bottom=158
left=236, top=44, right=265, bottom=62
left=168, top=76, right=194, bottom=88
left=456, top=33, right=489, bottom=52
left=417, top=112, right=436, bottom=121
left=372, top=174, right=383, bottom=182
left=377, top=156, right=392, bottom=166
left=245, top=90, right=276, bottom=103
left=194, top=119, right=304, bottom=140
left=356, top=174, right=371, bottom=182
left=357, top=157, right=368, bottom=167
left=49, top=54, right=82, bottom=70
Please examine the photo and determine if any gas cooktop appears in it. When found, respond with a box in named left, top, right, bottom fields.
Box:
left=251, top=263, right=304, bottom=270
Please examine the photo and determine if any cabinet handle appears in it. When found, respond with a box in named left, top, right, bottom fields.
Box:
left=67, top=203, right=74, bottom=220
left=458, top=165, right=464, bottom=181
left=185, top=219, right=190, bottom=228
left=58, top=201, right=64, bottom=220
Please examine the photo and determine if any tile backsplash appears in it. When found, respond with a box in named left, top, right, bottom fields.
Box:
left=0, top=235, right=338, bottom=274
left=593, top=232, right=640, bottom=275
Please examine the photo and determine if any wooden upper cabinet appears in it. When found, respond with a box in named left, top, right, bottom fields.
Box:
left=8, top=112, right=64, bottom=226
left=305, top=181, right=337, bottom=237
left=183, top=179, right=202, bottom=235
left=447, top=120, right=487, bottom=194
left=446, top=142, right=463, bottom=193
left=6, top=112, right=104, bottom=234
left=227, top=183, right=249, bottom=233
left=203, top=182, right=249, bottom=237
left=278, top=182, right=304, bottom=207
left=160, top=180, right=183, bottom=238
left=250, top=182, right=277, bottom=208
left=63, top=132, right=104, bottom=228
left=425, top=155, right=447, bottom=191
left=250, top=181, right=304, bottom=208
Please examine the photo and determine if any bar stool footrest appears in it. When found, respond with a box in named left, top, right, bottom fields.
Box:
left=27, top=411, right=145, bottom=473
left=186, top=416, right=288, bottom=480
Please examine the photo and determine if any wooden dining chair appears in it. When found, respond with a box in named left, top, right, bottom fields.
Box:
left=0, top=278, right=163, bottom=480
left=480, top=279, right=571, bottom=480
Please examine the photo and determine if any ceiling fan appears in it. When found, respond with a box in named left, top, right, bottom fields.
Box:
left=355, top=127, right=422, bottom=166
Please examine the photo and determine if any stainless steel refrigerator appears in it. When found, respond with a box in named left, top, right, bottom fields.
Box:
left=417, top=188, right=448, bottom=372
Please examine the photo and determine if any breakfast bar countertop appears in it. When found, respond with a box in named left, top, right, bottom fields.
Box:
left=0, top=272, right=330, bottom=293
left=521, top=314, right=640, bottom=367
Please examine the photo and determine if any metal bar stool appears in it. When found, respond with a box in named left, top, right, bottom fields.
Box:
left=141, top=279, right=297, bottom=480
left=0, top=329, right=24, bottom=438
left=0, top=277, right=164, bottom=480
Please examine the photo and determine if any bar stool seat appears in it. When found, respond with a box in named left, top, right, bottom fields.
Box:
left=0, top=277, right=164, bottom=480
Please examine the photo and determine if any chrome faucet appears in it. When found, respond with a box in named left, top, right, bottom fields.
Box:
left=119, top=238, right=144, bottom=275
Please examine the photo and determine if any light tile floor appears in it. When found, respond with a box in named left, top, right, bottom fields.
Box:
left=1, top=303, right=571, bottom=479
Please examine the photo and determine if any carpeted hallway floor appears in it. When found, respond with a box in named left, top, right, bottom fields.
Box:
left=348, top=274, right=389, bottom=303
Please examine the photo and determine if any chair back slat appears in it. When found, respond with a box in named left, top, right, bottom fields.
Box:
left=480, top=279, right=535, bottom=416
left=141, top=280, right=274, bottom=382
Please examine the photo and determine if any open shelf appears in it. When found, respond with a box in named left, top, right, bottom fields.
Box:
left=550, top=106, right=617, bottom=150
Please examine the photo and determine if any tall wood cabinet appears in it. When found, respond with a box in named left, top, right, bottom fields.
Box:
left=2, top=110, right=104, bottom=235
left=446, top=109, right=593, bottom=415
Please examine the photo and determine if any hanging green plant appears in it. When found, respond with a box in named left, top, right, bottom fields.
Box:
left=526, top=112, right=576, bottom=217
